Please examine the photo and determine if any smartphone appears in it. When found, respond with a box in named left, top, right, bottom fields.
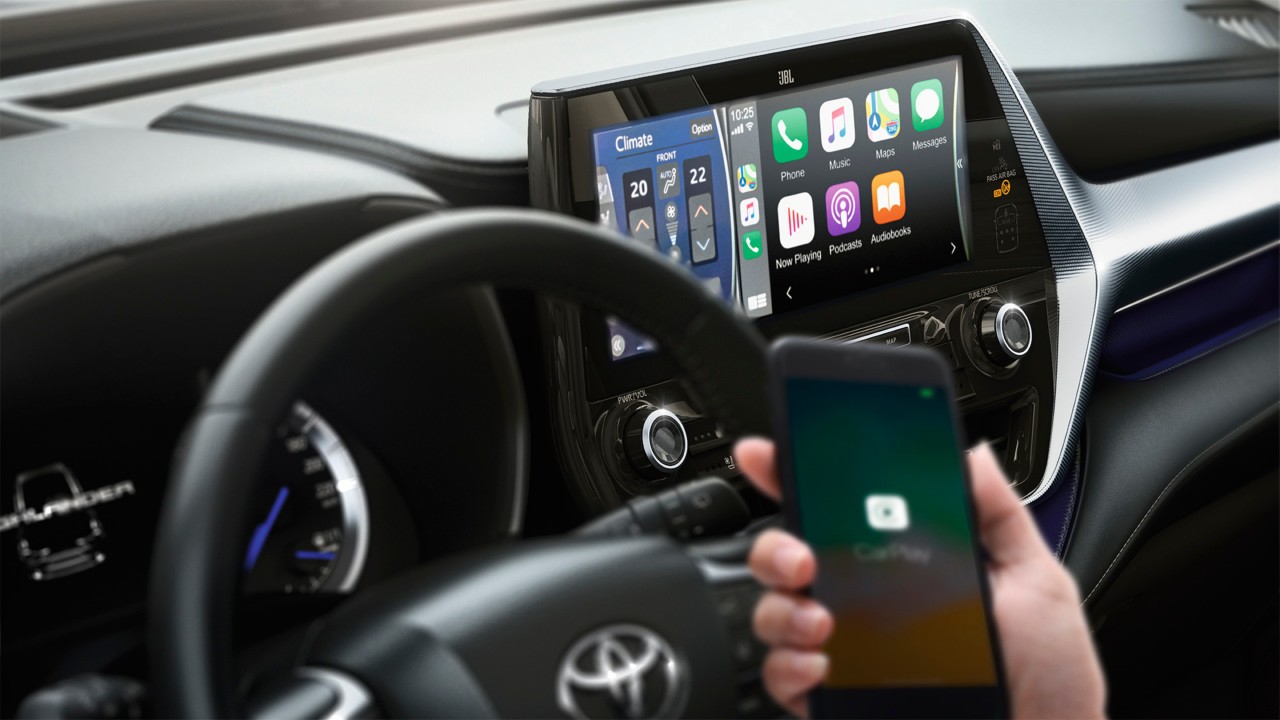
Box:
left=769, top=337, right=1008, bottom=719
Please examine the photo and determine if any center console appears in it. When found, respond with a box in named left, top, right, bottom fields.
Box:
left=529, top=17, right=1075, bottom=517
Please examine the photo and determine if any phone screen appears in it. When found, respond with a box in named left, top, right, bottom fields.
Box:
left=785, top=377, right=997, bottom=691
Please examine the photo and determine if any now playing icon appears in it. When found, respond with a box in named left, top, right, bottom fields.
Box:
left=777, top=192, right=814, bottom=249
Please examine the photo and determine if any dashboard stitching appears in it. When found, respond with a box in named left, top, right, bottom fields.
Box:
left=1053, top=449, right=1081, bottom=556
left=1082, top=401, right=1280, bottom=605
left=1098, top=317, right=1278, bottom=383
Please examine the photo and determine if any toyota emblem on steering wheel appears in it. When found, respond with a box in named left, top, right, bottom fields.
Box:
left=556, top=624, right=688, bottom=719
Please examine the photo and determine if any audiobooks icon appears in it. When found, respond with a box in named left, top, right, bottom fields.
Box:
left=871, top=170, right=905, bottom=224
left=777, top=192, right=815, bottom=249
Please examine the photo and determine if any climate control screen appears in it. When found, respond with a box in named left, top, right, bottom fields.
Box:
left=592, top=56, right=970, bottom=338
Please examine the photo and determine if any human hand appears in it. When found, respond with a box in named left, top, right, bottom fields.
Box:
left=735, top=437, right=1105, bottom=718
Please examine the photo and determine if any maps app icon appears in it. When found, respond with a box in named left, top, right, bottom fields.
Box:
left=736, top=164, right=758, bottom=193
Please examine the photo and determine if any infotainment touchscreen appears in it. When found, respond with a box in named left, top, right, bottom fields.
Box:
left=592, top=57, right=971, bottom=355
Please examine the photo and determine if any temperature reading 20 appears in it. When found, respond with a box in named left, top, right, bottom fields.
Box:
left=778, top=69, right=795, bottom=86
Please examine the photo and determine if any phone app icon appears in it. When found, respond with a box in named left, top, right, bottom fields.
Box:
left=818, top=98, right=855, bottom=152
left=825, top=181, right=861, bottom=236
left=771, top=107, right=808, bottom=163
left=741, top=230, right=763, bottom=260
left=739, top=197, right=760, bottom=226
left=911, top=78, right=945, bottom=132
left=736, top=163, right=759, bottom=193
left=871, top=170, right=905, bottom=225
left=777, top=192, right=814, bottom=249
left=865, top=494, right=910, bottom=531
left=865, top=88, right=900, bottom=142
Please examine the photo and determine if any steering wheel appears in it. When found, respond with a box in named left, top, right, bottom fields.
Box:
left=149, top=209, right=771, bottom=717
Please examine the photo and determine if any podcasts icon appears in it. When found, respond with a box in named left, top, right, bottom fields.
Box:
left=825, top=181, right=861, bottom=236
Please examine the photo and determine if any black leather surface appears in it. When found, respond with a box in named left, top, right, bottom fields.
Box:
left=151, top=209, right=768, bottom=717
left=0, top=127, right=438, bottom=300
left=1065, top=321, right=1279, bottom=605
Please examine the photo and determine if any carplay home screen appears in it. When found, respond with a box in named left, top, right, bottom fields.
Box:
left=786, top=378, right=996, bottom=688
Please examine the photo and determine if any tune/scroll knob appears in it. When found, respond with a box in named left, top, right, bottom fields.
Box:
left=978, top=302, right=1033, bottom=367
left=623, top=407, right=689, bottom=480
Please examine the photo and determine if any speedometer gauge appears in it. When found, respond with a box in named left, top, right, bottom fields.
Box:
left=243, top=403, right=368, bottom=594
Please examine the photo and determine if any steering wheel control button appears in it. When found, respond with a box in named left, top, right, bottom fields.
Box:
left=713, top=583, right=760, bottom=626
left=557, top=624, right=688, bottom=720
left=729, top=626, right=768, bottom=671
left=623, top=406, right=689, bottom=480
left=978, top=301, right=1032, bottom=367
left=736, top=678, right=784, bottom=719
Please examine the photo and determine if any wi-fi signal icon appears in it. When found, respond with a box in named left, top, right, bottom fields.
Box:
left=746, top=121, right=755, bottom=131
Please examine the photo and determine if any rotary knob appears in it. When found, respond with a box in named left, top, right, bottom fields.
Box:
left=623, top=407, right=689, bottom=480
left=978, top=302, right=1032, bottom=367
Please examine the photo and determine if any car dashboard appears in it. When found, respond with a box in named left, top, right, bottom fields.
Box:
left=0, top=0, right=1276, bottom=716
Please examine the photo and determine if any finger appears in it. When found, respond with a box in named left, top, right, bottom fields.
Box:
left=753, top=591, right=834, bottom=648
left=968, top=443, right=1052, bottom=566
left=734, top=437, right=781, bottom=501
left=762, top=649, right=828, bottom=718
left=749, top=529, right=817, bottom=590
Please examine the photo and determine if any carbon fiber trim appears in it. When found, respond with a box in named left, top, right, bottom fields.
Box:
left=963, top=19, right=1096, bottom=503
left=965, top=17, right=1279, bottom=503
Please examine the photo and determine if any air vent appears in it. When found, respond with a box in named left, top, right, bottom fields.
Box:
left=1191, top=2, right=1280, bottom=50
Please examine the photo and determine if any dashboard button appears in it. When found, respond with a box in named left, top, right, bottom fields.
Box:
left=847, top=323, right=911, bottom=348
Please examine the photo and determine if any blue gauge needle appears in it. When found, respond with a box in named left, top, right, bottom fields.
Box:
left=244, top=486, right=288, bottom=572
left=295, top=550, right=336, bottom=561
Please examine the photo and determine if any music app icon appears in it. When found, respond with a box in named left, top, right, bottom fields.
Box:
left=819, top=97, right=855, bottom=153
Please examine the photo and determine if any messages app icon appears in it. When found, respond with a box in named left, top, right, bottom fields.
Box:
left=911, top=78, right=945, bottom=132
left=771, top=107, right=808, bottom=163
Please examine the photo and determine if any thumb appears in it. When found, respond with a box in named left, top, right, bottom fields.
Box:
left=967, top=443, right=1053, bottom=567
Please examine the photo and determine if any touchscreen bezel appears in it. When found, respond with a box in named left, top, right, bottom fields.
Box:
left=531, top=20, right=1052, bottom=397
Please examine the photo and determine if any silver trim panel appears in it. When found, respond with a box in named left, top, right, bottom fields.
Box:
left=294, top=667, right=377, bottom=720
left=695, top=558, right=755, bottom=586
left=964, top=16, right=1279, bottom=503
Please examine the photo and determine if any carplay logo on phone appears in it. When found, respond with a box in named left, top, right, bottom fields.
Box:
left=865, top=494, right=909, bottom=531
